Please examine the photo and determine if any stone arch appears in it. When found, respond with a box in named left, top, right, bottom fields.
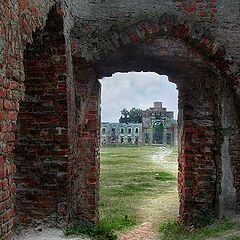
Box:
left=71, top=14, right=240, bottom=227
left=74, top=15, right=239, bottom=105
left=96, top=15, right=230, bottom=67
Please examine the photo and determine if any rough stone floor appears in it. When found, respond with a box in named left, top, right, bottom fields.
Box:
left=12, top=227, right=91, bottom=240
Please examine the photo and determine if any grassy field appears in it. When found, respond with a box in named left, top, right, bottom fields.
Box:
left=66, top=145, right=240, bottom=239
left=99, top=145, right=179, bottom=232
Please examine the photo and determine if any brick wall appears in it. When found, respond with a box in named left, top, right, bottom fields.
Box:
left=76, top=80, right=101, bottom=226
left=14, top=6, right=69, bottom=226
left=0, top=76, right=20, bottom=239
left=219, top=79, right=240, bottom=217
left=178, top=85, right=218, bottom=225
left=68, top=56, right=100, bottom=226
left=0, top=1, right=55, bottom=238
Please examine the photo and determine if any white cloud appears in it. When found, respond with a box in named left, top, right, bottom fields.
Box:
left=100, top=72, right=178, bottom=122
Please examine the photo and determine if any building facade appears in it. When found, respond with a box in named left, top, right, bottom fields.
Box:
left=101, top=102, right=178, bottom=146
left=101, top=122, right=143, bottom=145
left=142, top=102, right=178, bottom=145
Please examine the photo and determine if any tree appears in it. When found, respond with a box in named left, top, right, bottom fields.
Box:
left=119, top=108, right=143, bottom=123
left=119, top=108, right=130, bottom=123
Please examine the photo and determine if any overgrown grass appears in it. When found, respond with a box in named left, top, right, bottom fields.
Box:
left=65, top=224, right=117, bottom=240
left=227, top=237, right=240, bottom=240
left=159, top=219, right=240, bottom=240
left=100, top=145, right=178, bottom=232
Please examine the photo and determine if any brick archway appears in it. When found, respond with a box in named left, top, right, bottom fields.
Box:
left=72, top=16, right=240, bottom=227
left=94, top=39, right=220, bottom=226
left=72, top=15, right=240, bottom=105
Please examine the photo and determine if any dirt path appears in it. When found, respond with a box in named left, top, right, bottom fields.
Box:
left=151, top=146, right=178, bottom=174
left=118, top=223, right=158, bottom=240
left=118, top=147, right=178, bottom=240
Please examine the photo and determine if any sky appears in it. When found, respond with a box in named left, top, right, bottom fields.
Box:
left=100, top=72, right=178, bottom=122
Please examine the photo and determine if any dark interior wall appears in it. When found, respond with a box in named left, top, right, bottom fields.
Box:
left=219, top=79, right=240, bottom=217
left=15, top=7, right=69, bottom=226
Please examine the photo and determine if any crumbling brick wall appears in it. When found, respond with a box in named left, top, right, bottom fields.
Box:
left=0, top=0, right=240, bottom=239
left=178, top=84, right=218, bottom=225
left=15, top=6, right=69, bottom=225
left=0, top=1, right=56, bottom=238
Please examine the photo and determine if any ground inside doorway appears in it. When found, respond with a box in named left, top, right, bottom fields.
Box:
left=100, top=145, right=179, bottom=239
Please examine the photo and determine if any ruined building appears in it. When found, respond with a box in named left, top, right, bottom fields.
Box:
left=1, top=0, right=240, bottom=239
left=142, top=102, right=178, bottom=145
left=101, top=102, right=178, bottom=145
left=101, top=122, right=143, bottom=145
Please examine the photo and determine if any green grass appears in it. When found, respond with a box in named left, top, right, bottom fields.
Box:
left=159, top=219, right=240, bottom=240
left=99, top=145, right=178, bottom=232
left=65, top=224, right=117, bottom=240
left=65, top=145, right=240, bottom=240
left=65, top=145, right=179, bottom=238
left=227, top=237, right=240, bottom=240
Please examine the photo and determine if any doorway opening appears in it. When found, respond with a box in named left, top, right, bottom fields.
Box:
left=153, top=121, right=164, bottom=144
left=99, top=72, right=179, bottom=236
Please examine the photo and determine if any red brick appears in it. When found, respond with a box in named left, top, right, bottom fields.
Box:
left=7, top=164, right=16, bottom=175
left=0, top=202, right=5, bottom=213
left=7, top=111, right=17, bottom=121
left=0, top=111, right=5, bottom=120
left=0, top=89, right=7, bottom=97
left=0, top=99, right=3, bottom=109
left=0, top=156, right=5, bottom=165
left=1, top=179, right=8, bottom=191
left=9, top=81, right=19, bottom=90
left=0, top=190, right=9, bottom=202
left=3, top=100, right=13, bottom=110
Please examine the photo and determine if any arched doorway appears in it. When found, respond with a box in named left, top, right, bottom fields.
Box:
left=71, top=18, right=240, bottom=227
left=153, top=121, right=164, bottom=144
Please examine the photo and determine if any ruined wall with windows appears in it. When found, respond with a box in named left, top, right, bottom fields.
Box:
left=100, top=102, right=177, bottom=146
left=0, top=0, right=240, bottom=239
left=101, top=122, right=143, bottom=145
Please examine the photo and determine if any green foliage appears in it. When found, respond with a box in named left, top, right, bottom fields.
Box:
left=159, top=219, right=238, bottom=240
left=99, top=213, right=136, bottom=232
left=154, top=172, right=175, bottom=181
left=119, top=107, right=143, bottom=123
left=159, top=220, right=188, bottom=240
